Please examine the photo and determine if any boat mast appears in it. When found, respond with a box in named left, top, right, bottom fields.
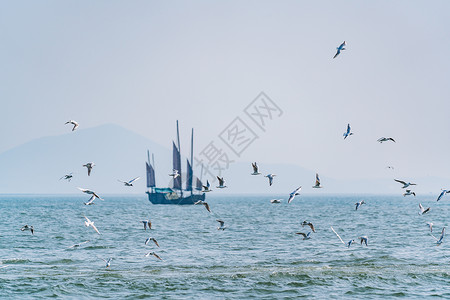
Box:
left=152, top=153, right=155, bottom=192
left=190, top=128, right=194, bottom=196
left=176, top=120, right=183, bottom=198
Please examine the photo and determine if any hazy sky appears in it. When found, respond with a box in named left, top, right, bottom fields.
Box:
left=1, top=1, right=450, bottom=183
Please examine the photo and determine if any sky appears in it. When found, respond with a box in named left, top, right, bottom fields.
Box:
left=1, top=1, right=450, bottom=188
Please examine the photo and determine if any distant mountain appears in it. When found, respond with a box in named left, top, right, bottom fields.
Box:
left=0, top=124, right=446, bottom=196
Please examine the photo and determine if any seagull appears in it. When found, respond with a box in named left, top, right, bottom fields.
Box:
left=169, top=169, right=180, bottom=179
left=312, top=173, right=322, bottom=188
left=84, top=195, right=97, bottom=205
left=296, top=232, right=311, bottom=240
left=377, top=137, right=396, bottom=143
left=386, top=166, right=395, bottom=170
left=355, top=200, right=365, bottom=211
left=333, top=41, right=346, bottom=59
left=394, top=179, right=416, bottom=189
left=264, top=174, right=276, bottom=186
left=330, top=226, right=354, bottom=247
left=216, top=219, right=226, bottom=230
left=437, top=189, right=450, bottom=201
left=301, top=221, right=316, bottom=233
left=60, top=173, right=73, bottom=182
left=426, top=222, right=433, bottom=232
left=343, top=124, right=353, bottom=139
left=84, top=216, right=100, bottom=235
left=251, top=162, right=261, bottom=175
left=67, top=240, right=90, bottom=249
left=142, top=220, right=152, bottom=230
left=145, top=252, right=162, bottom=260
left=65, top=120, right=79, bottom=131
left=78, top=188, right=103, bottom=200
left=430, top=227, right=445, bottom=245
left=145, top=237, right=160, bottom=247
left=21, top=225, right=34, bottom=235
left=202, top=180, right=212, bottom=192
left=216, top=176, right=227, bottom=188
left=270, top=199, right=282, bottom=203
left=288, top=186, right=302, bottom=204
left=118, top=177, right=140, bottom=186
left=403, top=189, right=416, bottom=197
left=418, top=203, right=430, bottom=215
left=82, top=163, right=95, bottom=176
left=102, top=258, right=112, bottom=268
left=358, top=236, right=368, bottom=246
left=194, top=200, right=211, bottom=213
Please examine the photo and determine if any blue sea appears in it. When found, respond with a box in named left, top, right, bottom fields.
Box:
left=0, top=194, right=449, bottom=299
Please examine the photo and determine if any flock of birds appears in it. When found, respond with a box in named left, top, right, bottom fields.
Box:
left=14, top=42, right=447, bottom=270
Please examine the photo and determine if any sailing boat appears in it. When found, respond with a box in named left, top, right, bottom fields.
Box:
left=145, top=121, right=206, bottom=205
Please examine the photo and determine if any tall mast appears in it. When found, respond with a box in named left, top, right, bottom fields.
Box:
left=176, top=120, right=183, bottom=197
left=152, top=153, right=155, bottom=191
left=190, top=128, right=194, bottom=196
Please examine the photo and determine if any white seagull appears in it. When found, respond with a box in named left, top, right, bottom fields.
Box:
left=102, top=258, right=112, bottom=268
left=403, top=189, right=416, bottom=197
left=358, top=236, right=369, bottom=246
left=437, top=189, right=450, bottom=201
left=251, top=162, right=261, bottom=175
left=355, top=200, right=365, bottom=211
left=343, top=124, right=353, bottom=139
left=84, top=216, right=100, bottom=235
left=118, top=177, right=140, bottom=186
left=67, top=240, right=90, bottom=249
left=312, top=173, right=322, bottom=188
left=65, top=120, right=79, bottom=131
left=296, top=232, right=311, bottom=240
left=78, top=188, right=103, bottom=200
left=145, top=237, right=160, bottom=247
left=21, top=225, right=34, bottom=235
left=333, top=41, right=346, bottom=59
left=301, top=221, right=316, bottom=233
left=216, top=219, right=226, bottom=230
left=288, top=186, right=302, bottom=204
left=60, top=173, right=73, bottom=182
left=142, top=220, right=152, bottom=230
left=82, top=162, right=95, bottom=176
left=145, top=252, right=162, bottom=260
left=394, top=179, right=416, bottom=189
left=430, top=227, right=445, bottom=245
left=418, top=203, right=430, bottom=215
left=202, top=180, right=212, bottom=192
left=169, top=169, right=180, bottom=179
left=216, top=176, right=227, bottom=188
left=377, top=137, right=396, bottom=143
left=265, top=174, right=276, bottom=186
left=194, top=200, right=211, bottom=213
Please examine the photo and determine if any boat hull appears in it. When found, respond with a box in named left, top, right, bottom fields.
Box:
left=146, top=191, right=205, bottom=205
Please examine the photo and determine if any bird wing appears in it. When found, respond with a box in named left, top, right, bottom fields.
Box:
left=308, top=223, right=315, bottom=233
left=153, top=253, right=162, bottom=260
left=217, top=219, right=224, bottom=226
left=330, top=226, right=345, bottom=244
left=204, top=202, right=211, bottom=213
left=395, top=179, right=406, bottom=185
left=439, top=228, right=446, bottom=240
left=84, top=216, right=90, bottom=223
left=217, top=176, right=224, bottom=186
left=389, top=138, right=396, bottom=142
left=91, top=223, right=100, bottom=235
left=419, top=203, right=424, bottom=213
left=152, top=238, right=160, bottom=247
left=437, top=191, right=445, bottom=201
left=333, top=49, right=340, bottom=59
left=129, top=177, right=140, bottom=184
left=206, top=180, right=210, bottom=188
left=296, top=232, right=306, bottom=238
left=269, top=176, right=273, bottom=186
left=252, top=162, right=258, bottom=173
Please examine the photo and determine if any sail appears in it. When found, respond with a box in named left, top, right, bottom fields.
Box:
left=172, top=142, right=182, bottom=190
left=196, top=178, right=203, bottom=191
left=146, top=162, right=155, bottom=188
left=186, top=159, right=193, bottom=191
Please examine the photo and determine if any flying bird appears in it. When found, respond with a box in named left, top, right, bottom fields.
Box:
left=194, top=200, right=211, bottom=213
left=21, top=225, right=34, bottom=235
left=343, top=124, right=353, bottom=139
left=65, top=120, right=79, bottom=131
left=60, top=173, right=73, bottom=182
left=288, top=186, right=302, bottom=204
left=67, top=240, right=90, bottom=249
left=296, top=232, right=311, bottom=240
left=169, top=169, right=180, bottom=179
left=142, top=220, right=152, bottom=230
left=118, top=177, right=140, bottom=186
left=251, top=162, right=261, bottom=175
left=84, top=216, right=100, bottom=235
left=216, top=176, right=227, bottom=188
left=202, top=180, right=212, bottom=192
left=102, top=258, right=112, bottom=268
left=145, top=237, right=160, bottom=247
left=386, top=166, right=395, bottom=170
left=82, top=163, right=95, bottom=176
left=312, top=173, right=322, bottom=188
left=355, top=200, right=365, bottom=211
left=430, top=227, right=445, bottom=245
left=358, top=236, right=369, bottom=246
left=418, top=203, right=430, bottom=215
left=403, top=190, right=416, bottom=197
left=377, top=137, right=396, bottom=143
left=78, top=188, right=103, bottom=200
left=265, top=174, right=276, bottom=186
left=145, top=252, right=162, bottom=260
left=394, top=179, right=417, bottom=189
left=333, top=41, right=346, bottom=59
left=216, top=219, right=226, bottom=230
left=437, top=189, right=450, bottom=201
left=301, top=221, right=316, bottom=233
